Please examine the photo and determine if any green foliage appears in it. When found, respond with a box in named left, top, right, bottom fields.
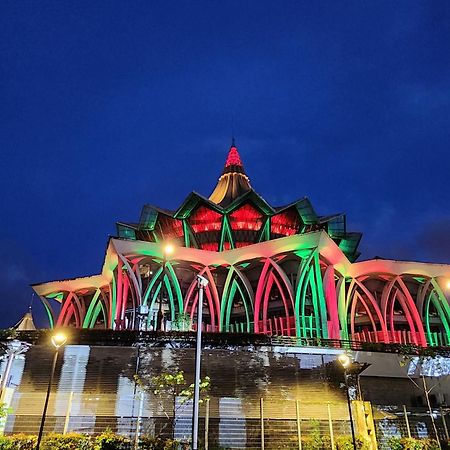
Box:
left=0, top=403, right=13, bottom=419
left=135, top=371, right=211, bottom=404
left=0, top=434, right=184, bottom=450
left=138, top=436, right=179, bottom=450
left=41, top=433, right=92, bottom=450
left=387, top=437, right=440, bottom=450
left=306, top=419, right=322, bottom=450
left=0, top=434, right=37, bottom=450
left=94, top=430, right=132, bottom=450
left=171, top=314, right=191, bottom=332
left=335, top=435, right=370, bottom=450
left=0, top=435, right=12, bottom=450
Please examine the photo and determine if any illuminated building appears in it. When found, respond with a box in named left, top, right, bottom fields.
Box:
left=32, top=142, right=450, bottom=347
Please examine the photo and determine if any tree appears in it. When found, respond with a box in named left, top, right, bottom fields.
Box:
left=134, top=370, right=210, bottom=439
left=399, top=346, right=447, bottom=450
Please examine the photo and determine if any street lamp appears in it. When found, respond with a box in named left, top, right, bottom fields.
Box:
left=36, top=332, right=67, bottom=450
left=156, top=243, right=175, bottom=331
left=0, top=340, right=30, bottom=402
left=192, top=274, right=209, bottom=450
left=338, top=353, right=357, bottom=450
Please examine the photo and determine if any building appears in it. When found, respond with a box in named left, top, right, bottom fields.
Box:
left=3, top=141, right=448, bottom=448
left=31, top=142, right=450, bottom=348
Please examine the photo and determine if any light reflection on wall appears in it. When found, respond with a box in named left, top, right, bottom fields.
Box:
left=174, top=397, right=193, bottom=441
left=115, top=375, right=136, bottom=435
left=219, top=398, right=246, bottom=449
left=407, top=356, right=450, bottom=377
left=55, top=346, right=90, bottom=415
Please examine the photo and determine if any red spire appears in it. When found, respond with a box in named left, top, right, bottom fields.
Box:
left=225, top=145, right=243, bottom=168
left=209, top=140, right=252, bottom=205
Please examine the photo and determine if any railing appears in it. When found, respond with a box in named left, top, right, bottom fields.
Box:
left=7, top=329, right=450, bottom=356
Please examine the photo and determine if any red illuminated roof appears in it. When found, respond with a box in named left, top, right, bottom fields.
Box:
left=225, top=146, right=243, bottom=168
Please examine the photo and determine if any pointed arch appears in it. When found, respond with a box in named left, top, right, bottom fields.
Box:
left=57, top=292, right=83, bottom=328
left=184, top=266, right=220, bottom=329
left=323, top=266, right=340, bottom=340
left=381, top=276, right=427, bottom=346
left=221, top=265, right=253, bottom=332
left=418, top=279, right=450, bottom=345
left=294, top=251, right=328, bottom=338
left=254, top=257, right=294, bottom=336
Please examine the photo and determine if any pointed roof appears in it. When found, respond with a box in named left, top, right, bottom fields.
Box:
left=209, top=142, right=252, bottom=206
left=13, top=308, right=36, bottom=331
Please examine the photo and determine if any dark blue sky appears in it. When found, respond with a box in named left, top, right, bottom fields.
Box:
left=1, top=1, right=450, bottom=327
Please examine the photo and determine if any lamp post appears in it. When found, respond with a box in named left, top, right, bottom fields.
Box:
left=0, top=340, right=30, bottom=402
left=338, top=354, right=357, bottom=450
left=156, top=243, right=174, bottom=331
left=36, top=333, right=67, bottom=450
left=192, top=274, right=209, bottom=450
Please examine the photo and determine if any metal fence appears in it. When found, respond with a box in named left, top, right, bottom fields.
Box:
left=374, top=405, right=450, bottom=449
left=4, top=391, right=450, bottom=449
left=2, top=392, right=355, bottom=448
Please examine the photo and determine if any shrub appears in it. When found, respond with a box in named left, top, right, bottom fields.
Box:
left=387, top=437, right=441, bottom=450
left=387, top=437, right=404, bottom=450
left=138, top=436, right=180, bottom=450
left=0, top=435, right=12, bottom=450
left=8, top=434, right=37, bottom=450
left=0, top=433, right=182, bottom=450
left=94, top=430, right=132, bottom=450
left=41, top=432, right=92, bottom=450
left=335, top=435, right=371, bottom=450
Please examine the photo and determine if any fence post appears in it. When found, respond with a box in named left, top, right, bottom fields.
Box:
left=296, top=400, right=302, bottom=450
left=327, top=403, right=335, bottom=450
left=63, top=391, right=73, bottom=434
left=441, top=407, right=449, bottom=441
left=134, top=391, right=145, bottom=450
left=403, top=405, right=411, bottom=439
left=205, top=398, right=210, bottom=450
left=260, top=398, right=265, bottom=450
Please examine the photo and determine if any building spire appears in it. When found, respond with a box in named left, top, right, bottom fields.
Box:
left=13, top=308, right=36, bottom=331
left=224, top=141, right=244, bottom=169
left=209, top=141, right=252, bottom=206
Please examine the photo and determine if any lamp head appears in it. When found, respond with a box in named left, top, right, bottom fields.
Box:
left=338, top=353, right=351, bottom=369
left=51, top=333, right=67, bottom=349
left=196, top=274, right=209, bottom=287
left=163, top=243, right=174, bottom=257
left=446, top=280, right=450, bottom=290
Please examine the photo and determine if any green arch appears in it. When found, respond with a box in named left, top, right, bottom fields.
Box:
left=221, top=266, right=252, bottom=332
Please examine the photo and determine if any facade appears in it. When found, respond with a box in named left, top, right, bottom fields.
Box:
left=32, top=143, right=450, bottom=347
left=2, top=333, right=450, bottom=446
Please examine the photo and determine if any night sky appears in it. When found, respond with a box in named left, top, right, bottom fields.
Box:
left=1, top=1, right=450, bottom=328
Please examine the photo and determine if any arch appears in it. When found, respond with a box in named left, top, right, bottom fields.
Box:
left=254, top=257, right=294, bottom=336
left=323, top=266, right=340, bottom=340
left=83, top=289, right=109, bottom=329
left=40, top=296, right=55, bottom=329
left=381, top=276, right=427, bottom=346
left=221, top=265, right=253, bottom=332
left=57, top=292, right=83, bottom=328
left=184, top=266, right=220, bottom=330
left=294, top=251, right=327, bottom=338
left=418, top=279, right=450, bottom=345
left=118, top=253, right=142, bottom=306
left=345, top=278, right=389, bottom=343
